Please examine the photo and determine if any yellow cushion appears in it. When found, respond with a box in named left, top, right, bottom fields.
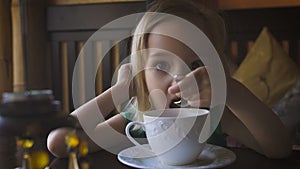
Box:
left=232, top=27, right=300, bottom=107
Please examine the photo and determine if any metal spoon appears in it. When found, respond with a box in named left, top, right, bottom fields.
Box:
left=172, top=74, right=189, bottom=107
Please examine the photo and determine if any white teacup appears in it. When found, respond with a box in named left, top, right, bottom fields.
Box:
left=125, top=108, right=209, bottom=165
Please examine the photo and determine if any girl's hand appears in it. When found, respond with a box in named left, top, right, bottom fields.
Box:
left=114, top=63, right=134, bottom=99
left=116, top=63, right=132, bottom=87
left=168, top=66, right=211, bottom=108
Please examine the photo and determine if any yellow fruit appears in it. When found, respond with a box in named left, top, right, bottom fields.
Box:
left=17, top=138, right=34, bottom=149
left=31, top=150, right=49, bottom=169
left=65, top=132, right=79, bottom=148
left=79, top=140, right=88, bottom=156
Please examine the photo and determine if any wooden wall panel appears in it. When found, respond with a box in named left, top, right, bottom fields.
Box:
left=217, top=0, right=300, bottom=10
left=47, top=0, right=300, bottom=9
left=48, top=0, right=144, bottom=6
left=27, top=0, right=51, bottom=90
left=0, top=0, right=13, bottom=99
left=11, top=0, right=26, bottom=92
left=11, top=0, right=50, bottom=92
left=48, top=2, right=144, bottom=112
left=47, top=2, right=145, bottom=31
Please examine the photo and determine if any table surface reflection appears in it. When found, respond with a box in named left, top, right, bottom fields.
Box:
left=50, top=148, right=300, bottom=169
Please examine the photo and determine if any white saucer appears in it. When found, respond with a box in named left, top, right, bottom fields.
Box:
left=118, top=144, right=236, bottom=169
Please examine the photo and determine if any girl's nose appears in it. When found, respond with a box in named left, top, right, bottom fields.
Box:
left=173, top=74, right=185, bottom=83
left=170, top=74, right=185, bottom=86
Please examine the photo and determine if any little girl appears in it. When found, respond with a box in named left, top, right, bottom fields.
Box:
left=47, top=0, right=291, bottom=158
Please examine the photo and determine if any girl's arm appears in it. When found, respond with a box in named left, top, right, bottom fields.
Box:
left=47, top=64, right=132, bottom=157
left=47, top=113, right=126, bottom=158
left=222, top=77, right=292, bottom=158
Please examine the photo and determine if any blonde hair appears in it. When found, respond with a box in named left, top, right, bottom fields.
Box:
left=130, top=0, right=230, bottom=118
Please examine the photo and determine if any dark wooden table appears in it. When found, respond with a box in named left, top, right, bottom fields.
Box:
left=50, top=148, right=300, bottom=169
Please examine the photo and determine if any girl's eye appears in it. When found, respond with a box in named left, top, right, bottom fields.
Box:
left=155, top=61, right=170, bottom=72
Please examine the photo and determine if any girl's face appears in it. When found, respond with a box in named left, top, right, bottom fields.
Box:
left=145, top=34, right=203, bottom=109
